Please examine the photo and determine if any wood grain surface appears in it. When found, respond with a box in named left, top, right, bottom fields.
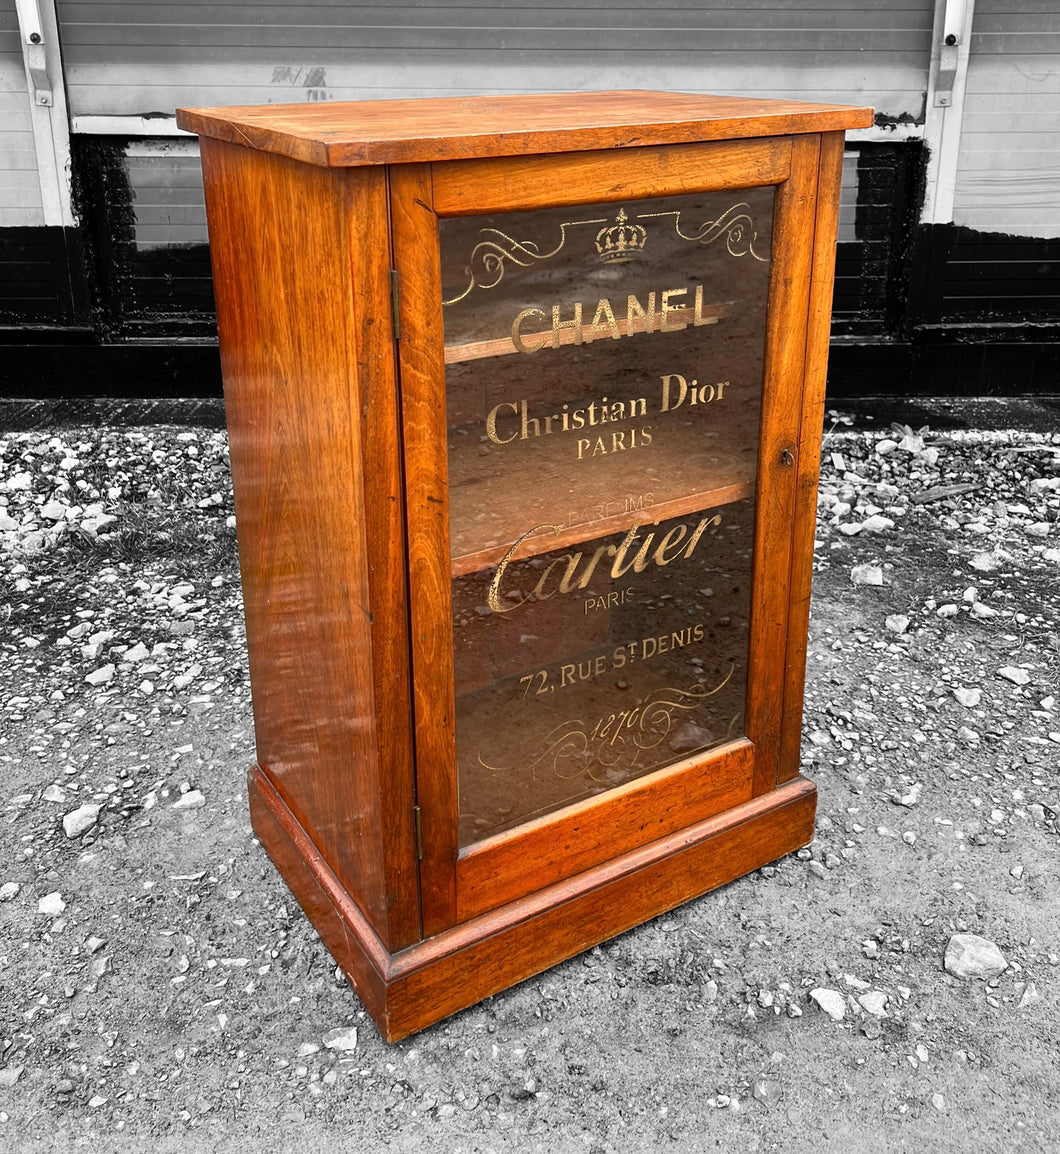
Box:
left=250, top=762, right=815, bottom=1042
left=455, top=738, right=754, bottom=920
left=390, top=131, right=829, bottom=927
left=431, top=137, right=792, bottom=216
left=199, top=139, right=419, bottom=950
left=745, top=134, right=821, bottom=799
left=248, top=765, right=389, bottom=1023
left=386, top=775, right=815, bottom=1040
left=197, top=95, right=850, bottom=1036
left=779, top=130, right=848, bottom=784
left=389, top=163, right=460, bottom=938
left=177, top=90, right=873, bottom=168
left=348, top=166, right=421, bottom=948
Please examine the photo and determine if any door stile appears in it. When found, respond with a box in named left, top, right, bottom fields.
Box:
left=778, top=130, right=847, bottom=784
left=390, top=162, right=460, bottom=938
left=345, top=164, right=422, bottom=950
left=745, top=133, right=822, bottom=798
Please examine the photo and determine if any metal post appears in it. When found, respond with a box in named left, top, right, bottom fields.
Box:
left=14, top=0, right=74, bottom=227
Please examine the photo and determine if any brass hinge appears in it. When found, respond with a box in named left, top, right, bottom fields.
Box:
left=390, top=269, right=401, bottom=340
left=413, top=804, right=423, bottom=860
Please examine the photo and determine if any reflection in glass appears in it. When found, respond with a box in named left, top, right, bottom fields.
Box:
left=439, top=188, right=774, bottom=845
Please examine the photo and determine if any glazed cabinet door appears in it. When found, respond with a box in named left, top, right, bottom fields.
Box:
left=393, top=136, right=822, bottom=935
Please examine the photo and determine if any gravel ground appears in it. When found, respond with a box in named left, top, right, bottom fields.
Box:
left=0, top=399, right=1058, bottom=1152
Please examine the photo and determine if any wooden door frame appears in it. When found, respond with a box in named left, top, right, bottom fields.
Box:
left=392, top=135, right=824, bottom=935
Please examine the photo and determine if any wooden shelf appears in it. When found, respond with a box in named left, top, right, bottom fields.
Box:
left=443, top=301, right=731, bottom=365
left=448, top=406, right=760, bottom=576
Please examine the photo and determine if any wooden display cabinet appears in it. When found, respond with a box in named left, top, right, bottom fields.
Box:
left=177, top=91, right=872, bottom=1041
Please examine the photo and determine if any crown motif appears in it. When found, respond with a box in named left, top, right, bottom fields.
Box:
left=594, top=208, right=647, bottom=263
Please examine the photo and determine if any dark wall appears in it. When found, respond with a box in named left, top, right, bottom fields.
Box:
left=70, top=139, right=216, bottom=342
left=0, top=226, right=88, bottom=327
left=1, top=139, right=1057, bottom=398
left=832, top=142, right=923, bottom=339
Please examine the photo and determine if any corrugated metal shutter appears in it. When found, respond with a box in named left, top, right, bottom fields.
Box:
left=57, top=0, right=930, bottom=120
left=57, top=0, right=932, bottom=254
left=954, top=1, right=1060, bottom=239
left=0, top=2, right=43, bottom=224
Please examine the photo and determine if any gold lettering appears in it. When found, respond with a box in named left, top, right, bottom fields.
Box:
left=610, top=526, right=655, bottom=578
left=511, top=285, right=722, bottom=352
left=531, top=554, right=577, bottom=601
left=511, top=308, right=547, bottom=353
left=660, top=374, right=686, bottom=412
left=566, top=543, right=614, bottom=591
left=587, top=298, right=621, bottom=342
left=661, top=288, right=688, bottom=332
left=693, top=284, right=710, bottom=326
left=486, top=401, right=518, bottom=444
left=520, top=399, right=540, bottom=440
left=491, top=516, right=721, bottom=614
left=682, top=514, right=720, bottom=558
left=487, top=523, right=563, bottom=613
left=551, top=303, right=583, bottom=348
left=653, top=524, right=689, bottom=565
left=626, top=292, right=656, bottom=335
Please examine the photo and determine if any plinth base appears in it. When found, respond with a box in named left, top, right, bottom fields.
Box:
left=249, top=765, right=816, bottom=1041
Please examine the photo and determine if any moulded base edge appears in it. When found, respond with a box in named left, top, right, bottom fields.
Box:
left=247, top=765, right=817, bottom=1042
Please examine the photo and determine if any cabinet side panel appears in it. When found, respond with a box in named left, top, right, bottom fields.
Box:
left=199, top=138, right=390, bottom=938
left=779, top=131, right=846, bottom=783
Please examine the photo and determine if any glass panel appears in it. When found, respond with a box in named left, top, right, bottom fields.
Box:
left=439, top=187, right=774, bottom=846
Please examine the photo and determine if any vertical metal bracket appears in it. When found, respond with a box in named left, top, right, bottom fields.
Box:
left=934, top=0, right=969, bottom=107
left=14, top=0, right=73, bottom=227
left=15, top=0, right=52, bottom=106
left=923, top=0, right=976, bottom=224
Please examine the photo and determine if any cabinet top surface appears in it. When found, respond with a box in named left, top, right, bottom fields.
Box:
left=175, top=90, right=873, bottom=168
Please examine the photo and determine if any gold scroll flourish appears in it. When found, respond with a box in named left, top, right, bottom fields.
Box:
left=443, top=200, right=768, bottom=307
left=442, top=219, right=606, bottom=306
left=476, top=664, right=737, bottom=785
left=635, top=203, right=769, bottom=262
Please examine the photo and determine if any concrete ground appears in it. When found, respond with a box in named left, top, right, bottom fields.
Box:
left=0, top=395, right=1057, bottom=1152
